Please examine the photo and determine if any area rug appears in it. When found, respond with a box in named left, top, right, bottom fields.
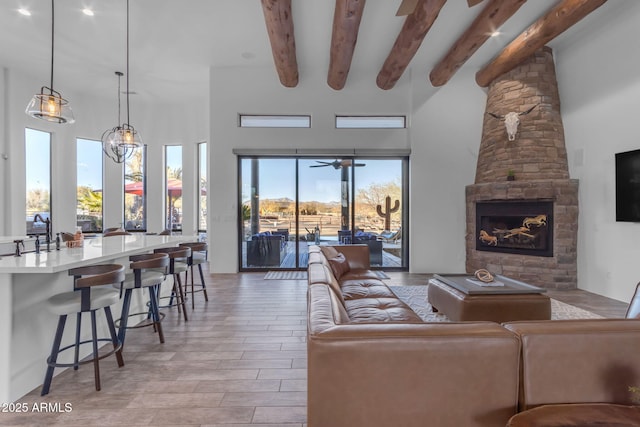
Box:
left=264, top=270, right=308, bottom=280
left=389, top=286, right=603, bottom=322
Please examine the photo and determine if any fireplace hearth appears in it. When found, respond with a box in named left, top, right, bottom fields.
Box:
left=476, top=200, right=553, bottom=257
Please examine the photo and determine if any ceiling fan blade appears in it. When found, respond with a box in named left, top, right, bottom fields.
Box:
left=309, top=165, right=329, bottom=168
left=396, top=0, right=419, bottom=16
left=354, top=163, right=366, bottom=167
left=467, top=0, right=483, bottom=7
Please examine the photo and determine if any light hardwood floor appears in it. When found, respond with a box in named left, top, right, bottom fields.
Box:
left=3, top=270, right=630, bottom=426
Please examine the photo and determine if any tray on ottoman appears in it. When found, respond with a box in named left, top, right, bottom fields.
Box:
left=428, top=274, right=551, bottom=323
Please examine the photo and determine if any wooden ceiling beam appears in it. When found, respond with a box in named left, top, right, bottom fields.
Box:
left=261, top=0, right=299, bottom=87
left=429, top=0, right=528, bottom=87
left=376, top=0, right=447, bottom=90
left=327, top=0, right=367, bottom=90
left=476, top=0, right=607, bottom=87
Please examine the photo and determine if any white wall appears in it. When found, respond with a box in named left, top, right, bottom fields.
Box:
left=209, top=65, right=412, bottom=273
left=409, top=69, right=486, bottom=273
left=555, top=1, right=640, bottom=302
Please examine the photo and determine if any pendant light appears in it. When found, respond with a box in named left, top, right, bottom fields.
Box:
left=25, top=0, right=75, bottom=124
left=101, top=0, right=142, bottom=163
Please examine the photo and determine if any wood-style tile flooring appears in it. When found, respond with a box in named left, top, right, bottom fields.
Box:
left=2, top=270, right=629, bottom=426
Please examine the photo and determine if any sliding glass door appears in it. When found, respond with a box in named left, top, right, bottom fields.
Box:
left=239, top=156, right=407, bottom=270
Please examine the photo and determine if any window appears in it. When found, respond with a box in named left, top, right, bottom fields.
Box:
left=239, top=115, right=311, bottom=128
left=25, top=128, right=51, bottom=235
left=124, top=145, right=146, bottom=231
left=76, top=138, right=103, bottom=232
left=335, top=115, right=406, bottom=129
left=165, top=145, right=183, bottom=232
left=198, top=142, right=207, bottom=233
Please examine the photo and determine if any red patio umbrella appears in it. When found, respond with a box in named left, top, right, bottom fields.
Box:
left=124, top=178, right=206, bottom=197
left=125, top=179, right=206, bottom=230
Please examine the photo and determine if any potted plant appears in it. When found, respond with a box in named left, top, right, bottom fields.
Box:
left=507, top=169, right=516, bottom=181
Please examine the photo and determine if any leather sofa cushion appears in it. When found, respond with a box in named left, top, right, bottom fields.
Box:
left=328, top=253, right=350, bottom=279
left=340, top=269, right=380, bottom=282
left=503, top=319, right=640, bottom=409
left=320, top=245, right=340, bottom=259
left=344, top=298, right=423, bottom=323
left=340, top=279, right=396, bottom=300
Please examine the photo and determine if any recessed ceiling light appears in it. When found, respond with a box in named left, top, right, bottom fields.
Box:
left=490, top=30, right=501, bottom=37
left=82, top=8, right=94, bottom=16
left=18, top=8, right=31, bottom=16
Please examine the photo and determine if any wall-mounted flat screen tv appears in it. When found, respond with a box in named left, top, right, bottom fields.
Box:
left=616, top=149, right=640, bottom=222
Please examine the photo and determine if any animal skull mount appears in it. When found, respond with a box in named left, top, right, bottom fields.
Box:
left=487, top=104, right=538, bottom=141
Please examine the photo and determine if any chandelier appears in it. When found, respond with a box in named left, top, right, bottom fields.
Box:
left=25, top=0, right=75, bottom=124
left=101, top=0, right=142, bottom=163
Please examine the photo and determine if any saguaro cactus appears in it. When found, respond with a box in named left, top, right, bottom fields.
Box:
left=376, top=196, right=400, bottom=231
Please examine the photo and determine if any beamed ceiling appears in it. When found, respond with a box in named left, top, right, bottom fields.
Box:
left=0, top=0, right=616, bottom=103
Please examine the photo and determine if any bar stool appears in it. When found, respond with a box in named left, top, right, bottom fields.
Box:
left=179, top=242, right=209, bottom=309
left=154, top=246, right=191, bottom=321
left=114, top=253, right=169, bottom=347
left=42, top=264, right=125, bottom=396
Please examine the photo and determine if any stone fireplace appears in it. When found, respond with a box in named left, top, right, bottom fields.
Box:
left=466, top=47, right=578, bottom=289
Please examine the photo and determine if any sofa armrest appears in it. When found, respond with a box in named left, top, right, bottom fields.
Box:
left=503, top=319, right=640, bottom=410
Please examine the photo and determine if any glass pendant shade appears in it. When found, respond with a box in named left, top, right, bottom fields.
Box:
left=102, top=123, right=142, bottom=163
left=25, top=87, right=75, bottom=124
left=25, top=0, right=74, bottom=124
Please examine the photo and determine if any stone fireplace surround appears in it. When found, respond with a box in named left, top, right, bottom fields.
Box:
left=465, top=47, right=578, bottom=289
left=466, top=180, right=578, bottom=289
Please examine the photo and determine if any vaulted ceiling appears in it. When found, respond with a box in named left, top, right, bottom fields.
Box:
left=0, top=0, right=614, bottom=104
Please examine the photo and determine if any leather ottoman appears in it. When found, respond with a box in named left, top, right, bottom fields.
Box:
left=428, top=277, right=551, bottom=323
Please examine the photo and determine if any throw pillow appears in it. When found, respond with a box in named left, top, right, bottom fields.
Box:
left=320, top=245, right=340, bottom=259
left=328, top=253, right=350, bottom=279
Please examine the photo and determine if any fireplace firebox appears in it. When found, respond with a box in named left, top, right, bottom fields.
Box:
left=476, top=200, right=553, bottom=257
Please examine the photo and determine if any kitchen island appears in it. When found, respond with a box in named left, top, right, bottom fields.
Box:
left=0, top=234, right=196, bottom=403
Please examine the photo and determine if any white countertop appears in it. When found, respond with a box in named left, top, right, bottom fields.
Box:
left=0, top=234, right=197, bottom=273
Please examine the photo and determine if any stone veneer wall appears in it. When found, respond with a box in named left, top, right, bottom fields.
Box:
left=466, top=47, right=578, bottom=289
left=475, top=47, right=569, bottom=183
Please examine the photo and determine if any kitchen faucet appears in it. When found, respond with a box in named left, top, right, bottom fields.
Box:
left=33, top=214, right=52, bottom=251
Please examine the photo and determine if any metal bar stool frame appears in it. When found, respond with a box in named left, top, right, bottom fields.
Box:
left=154, top=246, right=191, bottom=322
left=179, top=242, right=209, bottom=309
left=42, top=264, right=125, bottom=396
left=115, top=253, right=169, bottom=347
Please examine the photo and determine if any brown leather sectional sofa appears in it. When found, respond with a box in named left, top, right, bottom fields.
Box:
left=307, top=244, right=640, bottom=427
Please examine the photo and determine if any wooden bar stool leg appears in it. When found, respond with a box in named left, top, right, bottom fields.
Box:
left=117, top=288, right=133, bottom=348
left=198, top=264, right=209, bottom=301
left=175, top=273, right=188, bottom=321
left=148, top=285, right=165, bottom=343
left=190, top=266, right=195, bottom=309
left=42, top=315, right=67, bottom=396
left=104, top=306, right=124, bottom=367
left=90, top=310, right=101, bottom=391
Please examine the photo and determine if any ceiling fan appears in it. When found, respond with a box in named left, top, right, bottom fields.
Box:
left=396, top=0, right=483, bottom=16
left=310, top=159, right=366, bottom=169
